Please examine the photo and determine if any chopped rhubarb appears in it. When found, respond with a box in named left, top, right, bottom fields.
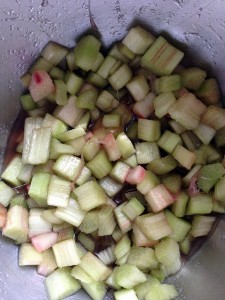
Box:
left=132, top=223, right=158, bottom=247
left=187, top=175, right=200, bottom=196
left=145, top=184, right=175, bottom=213
left=126, top=165, right=146, bottom=185
left=29, top=70, right=55, bottom=102
left=132, top=92, right=155, bottom=118
left=31, top=232, right=58, bottom=252
left=0, top=204, right=7, bottom=229
left=103, top=132, right=121, bottom=161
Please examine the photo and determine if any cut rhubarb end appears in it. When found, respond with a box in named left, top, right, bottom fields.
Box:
left=0, top=204, right=7, bottom=229
left=126, top=166, right=146, bottom=185
left=145, top=184, right=175, bottom=213
left=103, top=133, right=121, bottom=161
left=31, top=232, right=58, bottom=252
left=29, top=70, right=55, bottom=102
left=132, top=92, right=155, bottom=118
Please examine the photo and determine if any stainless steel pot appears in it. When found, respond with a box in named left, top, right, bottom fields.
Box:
left=0, top=1, right=225, bottom=299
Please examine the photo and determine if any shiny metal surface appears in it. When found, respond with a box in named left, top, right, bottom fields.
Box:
left=0, top=0, right=225, bottom=299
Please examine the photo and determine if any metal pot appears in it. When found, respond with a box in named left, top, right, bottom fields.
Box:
left=0, top=1, right=224, bottom=299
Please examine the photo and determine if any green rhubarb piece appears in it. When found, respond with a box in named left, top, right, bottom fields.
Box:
left=153, top=92, right=176, bottom=119
left=20, top=94, right=37, bottom=111
left=1, top=156, right=23, bottom=186
left=157, top=130, right=182, bottom=154
left=75, top=166, right=92, bottom=186
left=79, top=210, right=99, bottom=234
left=118, top=43, right=135, bottom=60
left=126, top=246, right=158, bottom=271
left=45, top=267, right=81, bottom=300
left=155, top=238, right=180, bottom=267
left=161, top=173, right=182, bottom=194
left=171, top=191, right=189, bottom=218
left=98, top=205, right=116, bottom=236
left=134, top=276, right=161, bottom=300
left=55, top=198, right=86, bottom=227
left=214, top=176, right=225, bottom=203
left=137, top=170, right=160, bottom=195
left=74, top=35, right=101, bottom=71
left=3, top=205, right=28, bottom=243
left=64, top=71, right=84, bottom=95
left=53, top=154, right=83, bottom=181
left=79, top=252, right=111, bottom=281
left=49, top=66, right=65, bottom=79
left=74, top=181, right=107, bottom=211
left=52, top=239, right=81, bottom=267
left=186, top=194, right=213, bottom=215
left=197, top=163, right=225, bottom=193
left=115, top=264, right=146, bottom=289
left=122, top=198, right=145, bottom=221
left=86, top=150, right=113, bottom=179
left=99, top=176, right=123, bottom=197
left=215, top=126, right=225, bottom=148
left=110, top=161, right=130, bottom=183
left=135, top=142, right=160, bottom=164
left=191, top=215, right=216, bottom=237
left=76, top=89, right=98, bottom=110
left=97, top=55, right=117, bottom=79
left=126, top=74, right=150, bottom=102
left=28, top=172, right=51, bottom=206
left=136, top=212, right=172, bottom=240
left=41, top=41, right=68, bottom=65
left=54, top=79, right=68, bottom=106
left=114, top=289, right=138, bottom=300
left=165, top=210, right=191, bottom=242
left=122, top=26, right=155, bottom=54
left=19, top=243, right=42, bottom=266
left=10, top=194, right=28, bottom=209
left=157, top=75, right=182, bottom=93
left=0, top=181, right=15, bottom=207
left=141, top=36, right=184, bottom=76
left=108, top=64, right=132, bottom=90
left=78, top=232, right=95, bottom=252
left=47, top=175, right=71, bottom=208
left=66, top=50, right=77, bottom=71
left=147, top=155, right=177, bottom=175
left=42, top=113, right=68, bottom=138
left=145, top=284, right=178, bottom=300
left=181, top=67, right=206, bottom=91
left=87, top=72, right=108, bottom=88
left=196, top=78, right=220, bottom=105
left=30, top=57, right=53, bottom=73
left=179, top=233, right=193, bottom=255
left=81, top=281, right=106, bottom=300
left=114, top=203, right=133, bottom=234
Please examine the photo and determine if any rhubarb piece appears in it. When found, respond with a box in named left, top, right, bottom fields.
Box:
left=29, top=70, right=55, bottom=102
left=141, top=36, right=184, bottom=76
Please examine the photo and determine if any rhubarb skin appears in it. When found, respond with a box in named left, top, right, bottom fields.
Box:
left=29, top=70, right=55, bottom=102
left=126, top=166, right=146, bottom=185
left=32, top=232, right=58, bottom=252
